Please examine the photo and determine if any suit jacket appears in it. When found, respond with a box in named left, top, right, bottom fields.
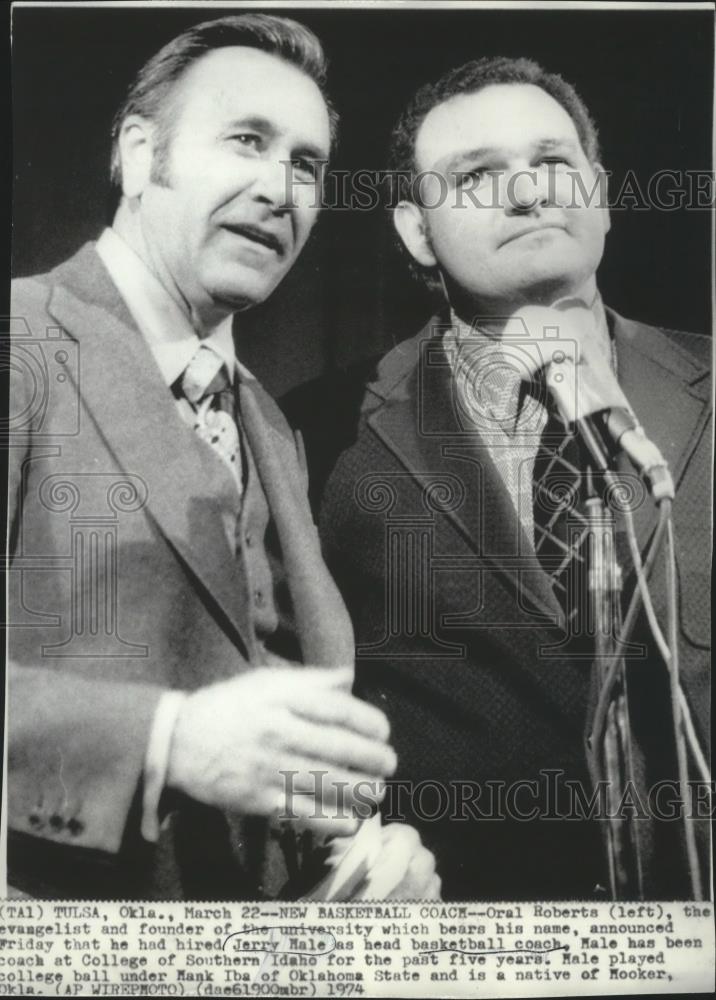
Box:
left=320, top=308, right=711, bottom=900
left=6, top=243, right=354, bottom=899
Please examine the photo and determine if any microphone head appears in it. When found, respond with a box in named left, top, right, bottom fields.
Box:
left=510, top=304, right=631, bottom=421
left=503, top=305, right=569, bottom=382
left=508, top=305, right=671, bottom=497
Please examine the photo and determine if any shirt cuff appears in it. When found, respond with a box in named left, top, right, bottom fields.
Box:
left=141, top=690, right=188, bottom=843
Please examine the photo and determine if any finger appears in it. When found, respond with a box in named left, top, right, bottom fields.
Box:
left=232, top=666, right=353, bottom=701
left=386, top=841, right=437, bottom=900
left=404, top=846, right=437, bottom=889
left=418, top=873, right=442, bottom=901
left=274, top=666, right=354, bottom=689
left=382, top=822, right=420, bottom=849
left=309, top=666, right=356, bottom=688
left=277, top=757, right=387, bottom=813
left=290, top=687, right=391, bottom=742
left=254, top=750, right=367, bottom=800
left=282, top=715, right=397, bottom=777
left=361, top=825, right=437, bottom=900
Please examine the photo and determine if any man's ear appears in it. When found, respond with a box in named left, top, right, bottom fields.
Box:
left=594, top=161, right=611, bottom=237
left=393, top=200, right=438, bottom=268
left=116, top=115, right=155, bottom=198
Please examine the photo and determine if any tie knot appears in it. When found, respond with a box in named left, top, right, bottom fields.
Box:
left=182, top=343, right=231, bottom=405
left=454, top=340, right=524, bottom=426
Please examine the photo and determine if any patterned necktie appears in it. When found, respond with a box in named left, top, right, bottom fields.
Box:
left=532, top=382, right=642, bottom=897
left=181, top=343, right=242, bottom=494
left=531, top=392, right=591, bottom=631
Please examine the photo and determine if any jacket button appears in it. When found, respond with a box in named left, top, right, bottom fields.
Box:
left=245, top=532, right=253, bottom=548
left=254, top=589, right=265, bottom=608
left=49, top=814, right=65, bottom=832
left=67, top=818, right=85, bottom=837
left=29, top=811, right=43, bottom=828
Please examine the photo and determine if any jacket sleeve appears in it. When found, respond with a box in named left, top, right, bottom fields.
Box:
left=6, top=290, right=164, bottom=855
left=7, top=664, right=163, bottom=854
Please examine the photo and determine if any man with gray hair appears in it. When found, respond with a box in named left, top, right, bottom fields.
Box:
left=7, top=14, right=438, bottom=900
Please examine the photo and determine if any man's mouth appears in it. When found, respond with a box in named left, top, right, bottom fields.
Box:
left=222, top=223, right=286, bottom=256
left=500, top=224, right=566, bottom=247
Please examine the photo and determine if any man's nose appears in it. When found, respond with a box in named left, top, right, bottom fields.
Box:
left=504, top=166, right=550, bottom=214
left=249, top=156, right=295, bottom=213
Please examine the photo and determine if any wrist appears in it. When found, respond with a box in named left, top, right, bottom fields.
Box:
left=141, top=690, right=188, bottom=841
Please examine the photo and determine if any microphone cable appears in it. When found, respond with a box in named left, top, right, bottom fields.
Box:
left=587, top=478, right=707, bottom=900
left=664, top=513, right=704, bottom=900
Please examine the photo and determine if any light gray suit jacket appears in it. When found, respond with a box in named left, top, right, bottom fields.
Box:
left=7, top=243, right=354, bottom=899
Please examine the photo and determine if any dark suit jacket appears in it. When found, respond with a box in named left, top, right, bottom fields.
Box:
left=320, top=308, right=711, bottom=900
left=6, top=243, right=354, bottom=899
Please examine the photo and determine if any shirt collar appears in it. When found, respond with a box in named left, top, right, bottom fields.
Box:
left=445, top=292, right=613, bottom=431
left=96, top=227, right=252, bottom=386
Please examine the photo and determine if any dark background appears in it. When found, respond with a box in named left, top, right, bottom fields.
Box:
left=11, top=4, right=713, bottom=399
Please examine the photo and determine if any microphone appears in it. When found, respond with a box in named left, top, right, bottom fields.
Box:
left=511, top=305, right=675, bottom=501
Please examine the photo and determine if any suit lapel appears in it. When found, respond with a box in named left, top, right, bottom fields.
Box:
left=609, top=309, right=711, bottom=553
left=366, top=319, right=562, bottom=622
left=366, top=311, right=711, bottom=624
left=238, top=380, right=355, bottom=667
left=47, top=246, right=254, bottom=655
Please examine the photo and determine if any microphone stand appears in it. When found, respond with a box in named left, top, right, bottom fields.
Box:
left=530, top=309, right=700, bottom=896
left=576, top=419, right=644, bottom=899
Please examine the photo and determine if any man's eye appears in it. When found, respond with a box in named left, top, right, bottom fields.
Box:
left=230, top=134, right=262, bottom=151
left=453, top=168, right=486, bottom=187
left=291, top=157, right=320, bottom=181
left=540, top=156, right=570, bottom=167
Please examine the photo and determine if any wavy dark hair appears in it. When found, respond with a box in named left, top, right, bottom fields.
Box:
left=389, top=56, right=601, bottom=290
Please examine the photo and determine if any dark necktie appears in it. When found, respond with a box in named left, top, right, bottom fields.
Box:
left=532, top=383, right=642, bottom=897
left=531, top=390, right=592, bottom=632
